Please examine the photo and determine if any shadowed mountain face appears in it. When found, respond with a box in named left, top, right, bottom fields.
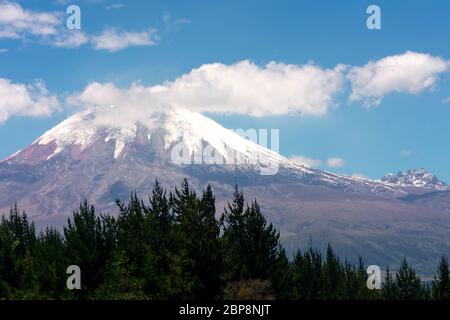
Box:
left=1, top=107, right=449, bottom=274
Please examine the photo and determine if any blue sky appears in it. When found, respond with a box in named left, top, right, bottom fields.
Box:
left=1, top=0, right=450, bottom=181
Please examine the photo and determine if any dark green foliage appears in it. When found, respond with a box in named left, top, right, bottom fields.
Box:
left=340, top=258, right=374, bottom=299
left=289, top=245, right=378, bottom=300
left=432, top=255, right=450, bottom=300
left=221, top=184, right=281, bottom=282
left=382, top=258, right=428, bottom=300
left=0, top=180, right=445, bottom=300
left=220, top=184, right=246, bottom=281
left=34, top=228, right=66, bottom=298
left=322, top=244, right=344, bottom=299
left=64, top=200, right=116, bottom=297
left=0, top=204, right=38, bottom=298
left=291, top=247, right=323, bottom=299
left=270, top=248, right=293, bottom=299
left=381, top=266, right=396, bottom=300
left=242, top=200, right=280, bottom=279
left=171, top=180, right=222, bottom=299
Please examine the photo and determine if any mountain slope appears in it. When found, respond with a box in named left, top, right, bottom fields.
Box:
left=1, top=107, right=449, bottom=274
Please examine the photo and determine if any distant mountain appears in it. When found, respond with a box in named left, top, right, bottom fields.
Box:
left=1, top=106, right=450, bottom=274
left=381, top=169, right=448, bottom=190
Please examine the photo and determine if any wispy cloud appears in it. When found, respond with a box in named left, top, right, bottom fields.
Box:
left=53, top=0, right=71, bottom=5
left=105, top=3, right=125, bottom=10
left=51, top=30, right=89, bottom=48
left=176, top=18, right=191, bottom=25
left=400, top=149, right=413, bottom=157
left=327, top=157, right=345, bottom=168
left=163, top=13, right=191, bottom=32
left=348, top=51, right=449, bottom=107
left=54, top=0, right=105, bottom=5
left=0, top=48, right=8, bottom=53
left=289, top=155, right=322, bottom=167
left=0, top=1, right=61, bottom=39
left=0, top=1, right=158, bottom=52
left=91, top=27, right=158, bottom=52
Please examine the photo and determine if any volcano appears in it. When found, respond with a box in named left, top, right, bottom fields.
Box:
left=1, top=106, right=450, bottom=274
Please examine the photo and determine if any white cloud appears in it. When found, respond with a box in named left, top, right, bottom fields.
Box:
left=0, top=1, right=157, bottom=51
left=443, top=97, right=450, bottom=104
left=105, top=3, right=125, bottom=10
left=176, top=18, right=191, bottom=25
left=91, top=27, right=158, bottom=52
left=50, top=27, right=156, bottom=51
left=327, top=157, right=345, bottom=168
left=55, top=0, right=106, bottom=4
left=53, top=0, right=71, bottom=5
left=52, top=27, right=157, bottom=51
left=0, top=1, right=61, bottom=39
left=348, top=51, right=449, bottom=107
left=0, top=78, right=60, bottom=123
left=164, top=60, right=346, bottom=116
left=0, top=48, right=8, bottom=53
left=67, top=60, right=346, bottom=117
left=52, top=30, right=89, bottom=48
left=289, top=155, right=322, bottom=167
left=163, top=13, right=191, bottom=32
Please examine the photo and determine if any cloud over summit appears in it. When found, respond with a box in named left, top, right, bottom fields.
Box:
left=68, top=60, right=347, bottom=117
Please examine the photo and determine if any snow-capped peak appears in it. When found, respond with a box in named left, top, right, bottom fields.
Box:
left=31, top=106, right=289, bottom=168
left=36, top=109, right=110, bottom=159
left=381, top=169, right=448, bottom=189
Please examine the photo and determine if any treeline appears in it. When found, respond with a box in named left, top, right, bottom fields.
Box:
left=0, top=179, right=449, bottom=300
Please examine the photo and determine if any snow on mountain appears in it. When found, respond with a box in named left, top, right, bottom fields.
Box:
left=0, top=106, right=379, bottom=189
left=26, top=106, right=289, bottom=170
left=381, top=169, right=448, bottom=190
left=2, top=106, right=437, bottom=196
left=2, top=107, right=450, bottom=275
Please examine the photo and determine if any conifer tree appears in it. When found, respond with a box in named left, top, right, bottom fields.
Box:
left=342, top=260, right=360, bottom=299
left=172, top=180, right=221, bottom=299
left=381, top=266, right=396, bottom=300
left=291, top=247, right=323, bottom=299
left=394, top=257, right=424, bottom=300
left=92, top=250, right=146, bottom=299
left=221, top=186, right=282, bottom=297
left=34, top=227, right=66, bottom=298
left=64, top=200, right=115, bottom=295
left=0, top=205, right=37, bottom=296
left=241, top=200, right=280, bottom=279
left=143, top=180, right=180, bottom=298
left=2, top=180, right=447, bottom=301
left=116, top=191, right=163, bottom=297
left=116, top=193, right=149, bottom=279
left=322, top=244, right=344, bottom=299
left=220, top=183, right=246, bottom=281
left=432, top=255, right=450, bottom=300
left=270, top=247, right=293, bottom=299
